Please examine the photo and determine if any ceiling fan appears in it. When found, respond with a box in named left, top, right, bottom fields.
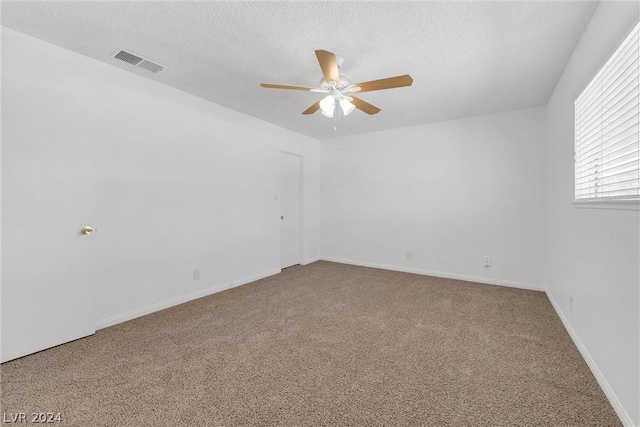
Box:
left=260, top=50, right=413, bottom=118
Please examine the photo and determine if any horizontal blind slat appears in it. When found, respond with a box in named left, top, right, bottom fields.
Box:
left=576, top=113, right=602, bottom=137
left=602, top=64, right=638, bottom=98
left=577, top=85, right=602, bottom=111
left=602, top=52, right=638, bottom=89
left=601, top=95, right=638, bottom=126
left=576, top=99, right=602, bottom=126
left=602, top=134, right=639, bottom=157
left=579, top=193, right=640, bottom=201
left=603, top=85, right=639, bottom=114
left=602, top=77, right=639, bottom=110
left=576, top=134, right=602, bottom=156
left=602, top=174, right=640, bottom=188
left=576, top=148, right=602, bottom=167
left=596, top=188, right=640, bottom=197
left=601, top=32, right=639, bottom=81
left=576, top=77, right=602, bottom=104
left=601, top=118, right=639, bottom=144
left=601, top=155, right=640, bottom=177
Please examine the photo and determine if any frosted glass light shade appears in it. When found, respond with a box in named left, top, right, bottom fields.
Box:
left=319, top=95, right=335, bottom=117
left=339, top=98, right=356, bottom=116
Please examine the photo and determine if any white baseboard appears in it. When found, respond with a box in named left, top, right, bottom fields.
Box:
left=545, top=290, right=633, bottom=426
left=302, top=257, right=321, bottom=265
left=320, top=257, right=545, bottom=291
left=95, top=268, right=281, bottom=330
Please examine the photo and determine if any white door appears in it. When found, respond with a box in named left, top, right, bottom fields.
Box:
left=1, top=53, right=96, bottom=362
left=279, top=152, right=302, bottom=269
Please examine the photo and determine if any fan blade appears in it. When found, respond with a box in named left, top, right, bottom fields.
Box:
left=349, top=75, right=413, bottom=93
left=350, top=96, right=381, bottom=115
left=315, top=50, right=340, bottom=85
left=260, top=83, right=316, bottom=91
left=302, top=101, right=321, bottom=115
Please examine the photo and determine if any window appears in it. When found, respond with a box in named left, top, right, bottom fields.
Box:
left=575, top=21, right=639, bottom=201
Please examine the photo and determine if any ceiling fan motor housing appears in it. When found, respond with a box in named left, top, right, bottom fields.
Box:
left=319, top=73, right=352, bottom=91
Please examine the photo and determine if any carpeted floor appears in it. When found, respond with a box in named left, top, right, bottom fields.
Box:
left=0, top=261, right=621, bottom=426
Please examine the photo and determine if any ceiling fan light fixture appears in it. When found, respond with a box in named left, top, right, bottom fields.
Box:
left=260, top=49, right=413, bottom=119
left=339, top=98, right=355, bottom=116
left=319, top=95, right=335, bottom=117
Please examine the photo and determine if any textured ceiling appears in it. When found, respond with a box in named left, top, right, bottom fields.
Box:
left=1, top=1, right=598, bottom=140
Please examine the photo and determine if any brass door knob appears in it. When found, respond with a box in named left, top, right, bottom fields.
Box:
left=80, top=226, right=94, bottom=236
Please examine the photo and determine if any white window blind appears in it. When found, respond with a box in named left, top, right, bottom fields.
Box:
left=575, top=21, right=639, bottom=201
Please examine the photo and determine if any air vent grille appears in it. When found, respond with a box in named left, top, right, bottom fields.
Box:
left=114, top=50, right=143, bottom=65
left=137, top=59, right=164, bottom=73
left=113, top=49, right=164, bottom=74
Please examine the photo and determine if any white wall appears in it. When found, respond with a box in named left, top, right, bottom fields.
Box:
left=1, top=28, right=320, bottom=330
left=545, top=3, right=640, bottom=425
left=320, top=107, right=547, bottom=289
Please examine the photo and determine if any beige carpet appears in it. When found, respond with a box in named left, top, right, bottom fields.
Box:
left=1, top=261, right=620, bottom=426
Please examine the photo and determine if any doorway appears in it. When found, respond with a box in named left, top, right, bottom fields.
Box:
left=279, top=152, right=302, bottom=269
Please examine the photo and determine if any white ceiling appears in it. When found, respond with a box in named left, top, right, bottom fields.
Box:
left=2, top=1, right=597, bottom=140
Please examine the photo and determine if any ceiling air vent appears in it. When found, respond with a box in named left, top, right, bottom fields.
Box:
left=113, top=49, right=164, bottom=74
left=137, top=59, right=164, bottom=73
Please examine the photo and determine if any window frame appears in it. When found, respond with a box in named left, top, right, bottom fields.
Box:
left=573, top=19, right=640, bottom=210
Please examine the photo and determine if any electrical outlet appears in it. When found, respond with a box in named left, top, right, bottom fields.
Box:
left=483, top=257, right=491, bottom=267
left=569, top=296, right=573, bottom=313
left=193, top=269, right=200, bottom=281
left=437, top=251, right=446, bottom=263
left=406, top=251, right=413, bottom=260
